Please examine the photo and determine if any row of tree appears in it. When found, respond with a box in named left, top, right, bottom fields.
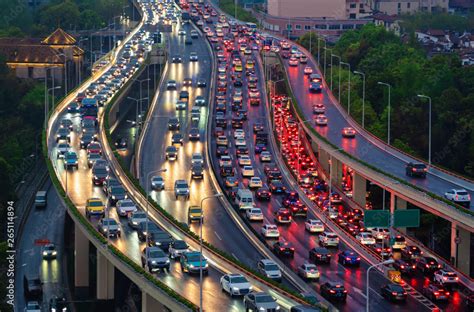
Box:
left=297, top=24, right=474, bottom=178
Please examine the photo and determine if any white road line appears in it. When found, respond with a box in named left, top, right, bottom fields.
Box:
left=214, top=231, right=222, bottom=241
left=231, top=253, right=239, bottom=261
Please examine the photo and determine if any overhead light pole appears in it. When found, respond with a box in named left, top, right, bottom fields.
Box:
left=366, top=259, right=394, bottom=312
left=377, top=81, right=392, bottom=145
left=417, top=94, right=432, bottom=166
left=331, top=54, right=341, bottom=102
left=353, top=70, right=366, bottom=128
left=340, top=61, right=351, bottom=115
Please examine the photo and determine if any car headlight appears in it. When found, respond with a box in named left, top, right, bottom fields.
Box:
left=166, top=259, right=170, bottom=263
left=151, top=260, right=156, bottom=264
left=94, top=175, right=98, bottom=179
left=132, top=221, right=138, bottom=225
left=43, top=251, right=47, bottom=256
left=232, top=287, right=239, bottom=291
left=249, top=286, right=253, bottom=290
left=259, top=308, right=265, bottom=311
left=52, top=251, right=57, bottom=255
left=189, top=264, right=195, bottom=268
left=155, top=242, right=162, bottom=245
left=204, top=263, right=208, bottom=268
left=276, top=307, right=280, bottom=310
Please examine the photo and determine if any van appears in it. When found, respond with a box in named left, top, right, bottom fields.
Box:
left=35, top=191, right=47, bottom=208
left=235, top=189, right=254, bottom=210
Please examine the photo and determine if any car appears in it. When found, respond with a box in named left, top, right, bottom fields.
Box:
left=309, top=247, right=331, bottom=264
left=235, top=137, right=246, bottom=147
left=167, top=80, right=177, bottom=90
left=289, top=57, right=299, bottom=66
left=417, top=256, right=442, bottom=274
left=289, top=201, right=308, bottom=217
left=191, top=163, right=204, bottom=179
left=23, top=275, right=42, bottom=300
left=298, top=263, right=320, bottom=280
left=312, top=103, right=325, bottom=114
left=42, top=243, right=57, bottom=260
left=180, top=251, right=208, bottom=274
left=220, top=273, right=252, bottom=296
left=183, top=78, right=193, bottom=87
left=68, top=102, right=80, bottom=113
left=342, top=127, right=356, bottom=138
left=178, top=29, right=186, bottom=36
left=401, top=245, right=423, bottom=260
left=274, top=208, right=292, bottom=224
left=85, top=198, right=105, bottom=218
left=169, top=240, right=190, bottom=259
left=115, top=137, right=127, bottom=150
left=195, top=95, right=206, bottom=106
left=185, top=36, right=193, bottom=45
left=273, top=241, right=295, bottom=257
left=80, top=133, right=95, bottom=149
left=434, top=269, right=459, bottom=285
left=137, top=220, right=160, bottom=242
left=305, top=219, right=325, bottom=233
left=356, top=232, right=376, bottom=245
left=338, top=250, right=361, bottom=266
left=253, top=122, right=264, bottom=133
left=370, top=228, right=390, bottom=240
left=151, top=175, right=165, bottom=191
left=233, top=129, right=245, bottom=139
left=242, top=165, right=255, bottom=177
left=422, top=284, right=450, bottom=301
left=224, top=176, right=238, bottom=188
left=97, top=218, right=121, bottom=237
left=309, top=81, right=322, bottom=93
left=25, top=301, right=41, bottom=312
left=244, top=292, right=280, bottom=311
left=197, top=78, right=207, bottom=87
left=165, top=146, right=178, bottom=161
left=190, top=30, right=199, bottom=38
left=56, top=127, right=71, bottom=142
left=174, top=180, right=190, bottom=199
left=127, top=211, right=147, bottom=229
left=219, top=155, right=233, bottom=167
left=188, top=206, right=203, bottom=223
left=303, top=66, right=313, bottom=74
left=315, top=115, right=328, bottom=126
left=261, top=224, right=280, bottom=238
left=318, top=232, right=339, bottom=247
left=257, top=259, right=282, bottom=281
left=381, top=283, right=407, bottom=302
left=300, top=55, right=308, bottom=63
left=148, top=231, right=174, bottom=250
left=320, top=282, right=347, bottom=302
left=269, top=180, right=286, bottom=193
left=260, top=151, right=272, bottom=162
left=141, top=246, right=170, bottom=273
left=56, top=142, right=70, bottom=158
left=191, top=152, right=204, bottom=166
left=405, top=162, right=427, bottom=178
left=171, top=133, right=184, bottom=146
left=168, top=117, right=180, bottom=130
left=246, top=207, right=264, bottom=221
left=34, top=191, right=47, bottom=208
left=188, top=127, right=200, bottom=141
left=256, top=186, right=271, bottom=200
left=108, top=185, right=127, bottom=206
left=116, top=199, right=137, bottom=216
left=238, top=155, right=252, bottom=166
left=189, top=52, right=198, bottom=61
left=172, top=55, right=182, bottom=63
left=249, top=177, right=263, bottom=188
left=444, top=189, right=471, bottom=207
left=216, top=136, right=228, bottom=146
left=63, top=151, right=78, bottom=169
left=392, top=258, right=416, bottom=275
left=373, top=243, right=392, bottom=258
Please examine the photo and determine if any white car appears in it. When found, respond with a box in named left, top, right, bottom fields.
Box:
left=178, top=29, right=186, bottom=36
left=327, top=209, right=338, bottom=219
left=318, top=231, right=339, bottom=247
left=257, top=259, right=282, bottom=281
left=235, top=137, right=247, bottom=147
left=305, top=219, right=324, bottom=233
left=246, top=208, right=264, bottom=221
left=433, top=270, right=459, bottom=285
left=260, top=151, right=272, bottom=162
left=249, top=177, right=263, bottom=188
left=25, top=301, right=41, bottom=312
left=56, top=143, right=70, bottom=158
left=370, top=227, right=389, bottom=240
left=312, top=103, right=325, bottom=114
left=261, top=224, right=280, bottom=238
left=219, top=155, right=232, bottom=167
left=356, top=232, right=376, bottom=245
left=191, top=152, right=204, bottom=166
left=189, top=52, right=198, bottom=62
left=242, top=165, right=255, bottom=177
left=128, top=211, right=147, bottom=229
left=116, top=199, right=138, bottom=216
left=234, top=129, right=245, bottom=139
left=444, top=189, right=471, bottom=205
left=315, top=115, right=328, bottom=126
left=303, top=66, right=313, bottom=75
left=297, top=263, right=320, bottom=280
left=220, top=273, right=252, bottom=296
left=167, top=80, right=177, bottom=90
left=289, top=57, right=298, bottom=66
left=238, top=155, right=252, bottom=166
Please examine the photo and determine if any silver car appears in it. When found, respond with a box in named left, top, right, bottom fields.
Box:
left=244, top=292, right=280, bottom=311
left=151, top=175, right=165, bottom=191
left=128, top=211, right=148, bottom=229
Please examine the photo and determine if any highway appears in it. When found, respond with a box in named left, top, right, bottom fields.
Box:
left=281, top=48, right=474, bottom=209
left=15, top=180, right=69, bottom=311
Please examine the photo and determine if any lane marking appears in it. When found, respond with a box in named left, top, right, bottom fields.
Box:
left=214, top=231, right=222, bottom=241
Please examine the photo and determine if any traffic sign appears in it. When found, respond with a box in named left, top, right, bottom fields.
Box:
left=393, top=209, right=420, bottom=227
left=363, top=210, right=390, bottom=228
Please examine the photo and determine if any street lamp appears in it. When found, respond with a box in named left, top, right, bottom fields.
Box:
left=317, top=36, right=326, bottom=67
left=54, top=51, right=68, bottom=94
left=127, top=96, right=149, bottom=130
left=353, top=70, right=366, bottom=128
left=136, top=77, right=151, bottom=114
left=331, top=54, right=341, bottom=102
left=377, top=81, right=391, bottom=145
left=366, top=259, right=394, bottom=312
left=340, top=61, right=351, bottom=115
left=327, top=148, right=344, bottom=211
left=145, top=168, right=167, bottom=264
left=45, top=86, right=62, bottom=129
left=417, top=94, right=432, bottom=166
left=199, top=194, right=224, bottom=312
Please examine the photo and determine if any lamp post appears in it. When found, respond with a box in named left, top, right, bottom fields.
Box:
left=145, top=168, right=167, bottom=264
left=54, top=51, right=68, bottom=94
left=366, top=259, right=394, bottom=312
left=77, top=38, right=89, bottom=84
left=353, top=70, right=366, bottom=128
left=136, top=78, right=151, bottom=115
left=417, top=94, right=432, bottom=166
left=327, top=148, right=343, bottom=211
left=127, top=96, right=149, bottom=131
left=331, top=54, right=341, bottom=102
left=340, top=61, right=351, bottom=115
left=45, top=85, right=62, bottom=129
left=199, top=194, right=224, bottom=312
left=317, top=36, right=326, bottom=66
left=377, top=82, right=392, bottom=145
left=323, top=48, right=332, bottom=89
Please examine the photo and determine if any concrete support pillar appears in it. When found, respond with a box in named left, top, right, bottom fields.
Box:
left=330, top=158, right=343, bottom=186
left=352, top=172, right=366, bottom=208
left=310, top=140, right=319, bottom=156
left=450, top=222, right=457, bottom=264
left=142, top=291, right=166, bottom=312
left=318, top=147, right=329, bottom=173
left=456, top=226, right=472, bottom=276
left=97, top=249, right=115, bottom=300
left=75, top=224, right=89, bottom=289
left=390, top=192, right=395, bottom=214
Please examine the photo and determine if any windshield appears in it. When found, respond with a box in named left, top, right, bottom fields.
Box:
left=174, top=241, right=188, bottom=249
left=111, top=187, right=125, bottom=195
left=133, top=212, right=146, bottom=219
left=230, top=276, right=247, bottom=283
left=177, top=182, right=188, bottom=188
left=149, top=250, right=166, bottom=258
left=327, top=234, right=338, bottom=239
left=255, top=295, right=274, bottom=303
left=89, top=201, right=102, bottom=207
left=94, top=168, right=107, bottom=175
left=103, top=219, right=117, bottom=226
left=265, top=264, right=279, bottom=271
left=457, top=191, right=468, bottom=195
left=190, top=208, right=201, bottom=213
left=187, top=254, right=204, bottom=262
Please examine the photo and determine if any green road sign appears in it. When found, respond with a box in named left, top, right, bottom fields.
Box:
left=393, top=209, right=420, bottom=227
left=363, top=210, right=390, bottom=228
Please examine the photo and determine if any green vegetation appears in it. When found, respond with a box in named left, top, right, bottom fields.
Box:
left=297, top=24, right=474, bottom=178
left=218, top=0, right=258, bottom=23
left=400, top=12, right=474, bottom=33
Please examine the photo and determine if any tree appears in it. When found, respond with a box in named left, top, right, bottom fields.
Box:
left=39, top=1, right=80, bottom=30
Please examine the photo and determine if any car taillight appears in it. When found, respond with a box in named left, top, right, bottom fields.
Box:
left=329, top=290, right=336, bottom=294
left=445, top=292, right=450, bottom=296
left=455, top=277, right=459, bottom=281
left=443, top=277, right=447, bottom=280
left=280, top=247, right=284, bottom=250
left=412, top=265, right=416, bottom=269
left=438, top=264, right=442, bottom=268
left=400, top=265, right=405, bottom=269
left=392, top=292, right=398, bottom=296
left=356, top=257, right=360, bottom=260
left=426, top=264, right=429, bottom=268
left=346, top=257, right=351, bottom=261
left=343, top=290, right=347, bottom=293
left=434, top=292, right=439, bottom=296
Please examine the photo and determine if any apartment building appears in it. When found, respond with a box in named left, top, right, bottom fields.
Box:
left=371, top=0, right=449, bottom=15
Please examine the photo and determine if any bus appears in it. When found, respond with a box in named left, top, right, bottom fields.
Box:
left=246, top=22, right=257, bottom=32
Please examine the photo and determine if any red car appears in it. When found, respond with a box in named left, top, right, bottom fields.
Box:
left=87, top=142, right=102, bottom=155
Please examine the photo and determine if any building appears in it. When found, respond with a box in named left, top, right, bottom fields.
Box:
left=266, top=0, right=372, bottom=19
left=0, top=28, right=84, bottom=83
left=372, top=12, right=401, bottom=35
left=371, top=0, right=448, bottom=15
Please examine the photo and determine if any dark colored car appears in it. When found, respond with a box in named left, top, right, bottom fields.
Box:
left=309, top=247, right=331, bottom=264
left=269, top=180, right=286, bottom=193
left=273, top=241, right=295, bottom=257
left=422, top=284, right=450, bottom=301
left=274, top=208, right=292, bottom=224
left=320, top=282, right=347, bottom=302
left=148, top=231, right=174, bottom=251
left=168, top=117, right=180, bottom=130
left=189, top=127, right=200, bottom=141
left=92, top=165, right=108, bottom=185
left=405, top=162, right=427, bottom=178
left=137, top=221, right=161, bottom=241
left=392, top=259, right=416, bottom=275
left=216, top=146, right=229, bottom=157
left=289, top=201, right=308, bottom=217
left=108, top=185, right=127, bottom=206
left=23, top=275, right=42, bottom=300
left=401, top=245, right=423, bottom=260
left=417, top=256, right=442, bottom=274
left=191, top=164, right=204, bottom=179
left=381, top=283, right=407, bottom=302
left=115, top=137, right=128, bottom=150
left=256, top=186, right=271, bottom=200
left=282, top=191, right=299, bottom=207
left=338, top=250, right=360, bottom=266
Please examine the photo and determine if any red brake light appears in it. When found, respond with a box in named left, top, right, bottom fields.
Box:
left=434, top=292, right=439, bottom=296
left=426, top=264, right=429, bottom=268
left=329, top=290, right=336, bottom=294
left=346, top=257, right=351, bottom=261
left=392, top=292, right=398, bottom=295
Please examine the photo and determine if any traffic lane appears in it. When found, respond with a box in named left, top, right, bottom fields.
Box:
left=15, top=181, right=67, bottom=311
left=284, top=61, right=474, bottom=207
